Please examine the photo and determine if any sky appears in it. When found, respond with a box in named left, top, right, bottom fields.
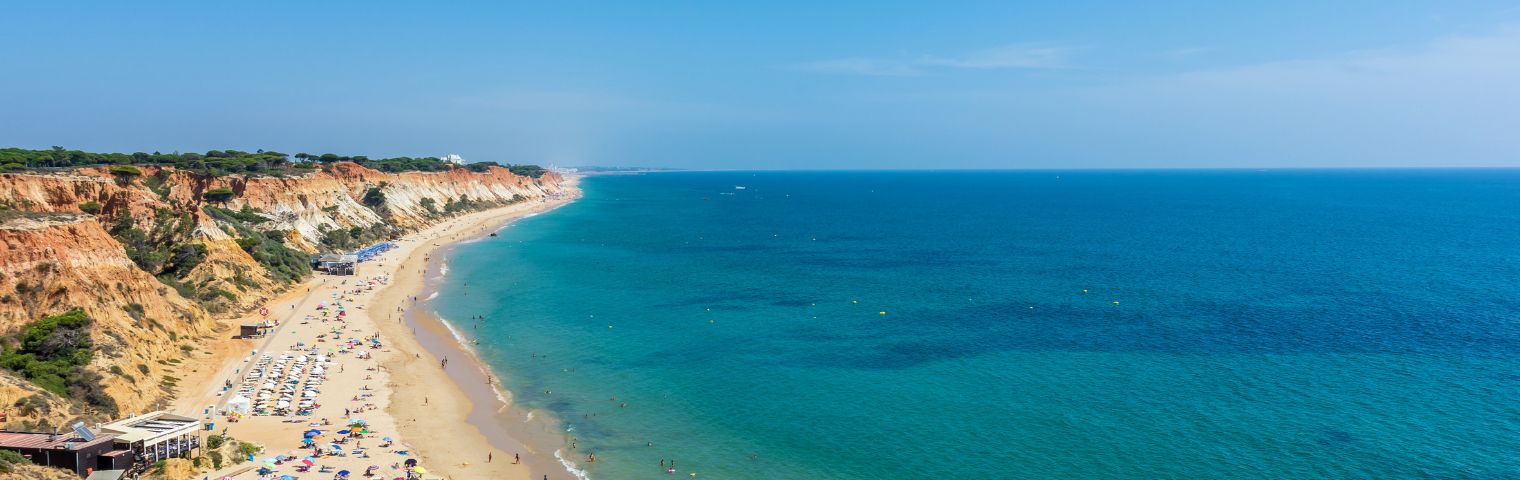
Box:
left=2, top=1, right=1519, bottom=169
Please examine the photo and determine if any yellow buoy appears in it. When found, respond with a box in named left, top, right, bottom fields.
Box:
left=879, top=311, right=887, bottom=315
left=1112, top=301, right=1120, bottom=305
left=851, top=300, right=858, bottom=304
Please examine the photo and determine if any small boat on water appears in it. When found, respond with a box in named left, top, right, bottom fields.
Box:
left=734, top=185, right=747, bottom=190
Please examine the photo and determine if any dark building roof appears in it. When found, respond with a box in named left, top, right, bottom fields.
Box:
left=0, top=430, right=116, bottom=451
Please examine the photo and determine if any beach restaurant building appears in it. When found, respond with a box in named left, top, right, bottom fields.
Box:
left=0, top=428, right=129, bottom=477
left=99, top=412, right=202, bottom=464
left=317, top=254, right=358, bottom=275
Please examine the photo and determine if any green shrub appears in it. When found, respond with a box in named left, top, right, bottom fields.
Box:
left=202, top=187, right=235, bottom=202
left=0, top=448, right=31, bottom=473
left=0, top=309, right=116, bottom=413
left=362, top=184, right=387, bottom=207
left=108, top=165, right=143, bottom=176
left=122, top=303, right=145, bottom=321
left=236, top=440, right=261, bottom=458
left=205, top=205, right=268, bottom=224
left=78, top=201, right=102, bottom=214
left=206, top=434, right=226, bottom=450
left=207, top=450, right=223, bottom=468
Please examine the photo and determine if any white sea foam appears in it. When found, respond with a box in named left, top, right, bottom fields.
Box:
left=554, top=449, right=591, bottom=480
left=424, top=292, right=439, bottom=301
left=434, top=314, right=476, bottom=355
left=524, top=411, right=534, bottom=422
left=488, top=382, right=513, bottom=412
left=438, top=262, right=449, bottom=276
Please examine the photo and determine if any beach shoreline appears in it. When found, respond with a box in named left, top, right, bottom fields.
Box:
left=177, top=176, right=582, bottom=480
left=370, top=176, right=583, bottom=480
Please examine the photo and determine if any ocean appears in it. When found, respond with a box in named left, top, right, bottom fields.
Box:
left=431, top=170, right=1520, bottom=479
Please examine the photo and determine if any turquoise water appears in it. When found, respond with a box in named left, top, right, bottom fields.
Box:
left=434, top=171, right=1520, bottom=479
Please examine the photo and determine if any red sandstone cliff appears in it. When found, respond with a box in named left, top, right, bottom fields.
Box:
left=0, top=163, right=562, bottom=424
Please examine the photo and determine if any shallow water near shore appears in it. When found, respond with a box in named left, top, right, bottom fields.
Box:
left=433, top=170, right=1520, bottom=479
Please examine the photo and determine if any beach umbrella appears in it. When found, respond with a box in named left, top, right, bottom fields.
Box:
left=404, top=459, right=417, bottom=467
left=338, top=429, right=351, bottom=435
left=302, top=458, right=314, bottom=466
left=281, top=476, right=296, bottom=480
left=339, top=470, right=350, bottom=475
left=305, top=429, right=322, bottom=437
left=382, top=437, right=393, bottom=442
left=412, top=466, right=427, bottom=474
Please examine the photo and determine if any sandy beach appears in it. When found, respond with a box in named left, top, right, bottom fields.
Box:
left=178, top=177, right=581, bottom=480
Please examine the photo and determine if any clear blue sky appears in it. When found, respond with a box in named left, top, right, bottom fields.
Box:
left=3, top=1, right=1518, bottom=169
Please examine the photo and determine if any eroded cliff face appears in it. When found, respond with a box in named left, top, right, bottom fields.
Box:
left=206, top=162, right=562, bottom=248
left=0, top=215, right=212, bottom=421
left=0, top=163, right=561, bottom=424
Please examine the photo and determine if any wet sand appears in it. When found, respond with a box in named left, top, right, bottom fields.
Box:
left=372, top=176, right=583, bottom=480
left=180, top=177, right=581, bottom=480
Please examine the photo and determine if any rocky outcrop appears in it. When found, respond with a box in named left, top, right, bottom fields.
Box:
left=0, top=163, right=562, bottom=425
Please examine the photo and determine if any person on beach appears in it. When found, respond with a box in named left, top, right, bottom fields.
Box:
left=515, top=453, right=520, bottom=464
left=488, top=452, right=493, bottom=463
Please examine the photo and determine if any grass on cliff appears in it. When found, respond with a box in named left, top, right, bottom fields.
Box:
left=110, top=210, right=201, bottom=279
left=205, top=206, right=310, bottom=283
left=0, top=449, right=32, bottom=474
left=0, top=308, right=117, bottom=415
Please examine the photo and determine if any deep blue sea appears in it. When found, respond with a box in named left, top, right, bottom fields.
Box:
left=434, top=170, right=1520, bottom=479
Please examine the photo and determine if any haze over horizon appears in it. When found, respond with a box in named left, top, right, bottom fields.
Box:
left=3, top=1, right=1519, bottom=169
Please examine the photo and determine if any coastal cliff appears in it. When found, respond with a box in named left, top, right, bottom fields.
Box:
left=0, top=162, right=562, bottom=427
